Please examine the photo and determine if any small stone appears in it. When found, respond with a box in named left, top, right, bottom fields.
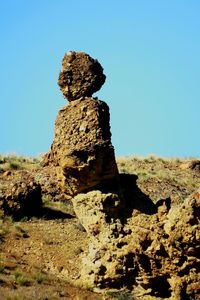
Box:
left=3, top=171, right=11, bottom=176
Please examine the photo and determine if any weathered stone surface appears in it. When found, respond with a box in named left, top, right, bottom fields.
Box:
left=180, top=159, right=200, bottom=171
left=44, top=51, right=199, bottom=297
left=72, top=191, right=132, bottom=289
left=72, top=186, right=200, bottom=299
left=44, top=97, right=119, bottom=197
left=128, top=190, right=200, bottom=299
left=72, top=190, right=122, bottom=236
left=0, top=171, right=42, bottom=218
left=34, top=166, right=65, bottom=202
left=58, top=51, right=106, bottom=101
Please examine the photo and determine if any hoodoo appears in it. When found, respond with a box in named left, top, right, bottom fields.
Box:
left=43, top=51, right=119, bottom=197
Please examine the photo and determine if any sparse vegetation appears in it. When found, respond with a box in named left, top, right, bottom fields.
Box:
left=33, top=272, right=47, bottom=284
left=0, top=154, right=41, bottom=171
left=0, top=219, right=29, bottom=240
left=106, top=290, right=134, bottom=300
left=116, top=155, right=200, bottom=203
left=14, top=224, right=29, bottom=238
left=0, top=219, right=11, bottom=238
left=0, top=264, right=5, bottom=273
left=43, top=196, right=70, bottom=212
left=14, top=272, right=32, bottom=286
left=0, top=154, right=199, bottom=299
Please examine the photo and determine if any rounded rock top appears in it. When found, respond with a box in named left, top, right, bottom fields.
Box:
left=58, top=51, right=106, bottom=101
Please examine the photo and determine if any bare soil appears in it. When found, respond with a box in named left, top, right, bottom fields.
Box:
left=0, top=156, right=199, bottom=299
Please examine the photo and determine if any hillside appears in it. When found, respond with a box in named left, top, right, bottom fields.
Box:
left=0, top=155, right=199, bottom=299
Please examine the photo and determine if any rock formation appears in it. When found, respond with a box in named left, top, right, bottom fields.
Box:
left=0, top=171, right=42, bottom=218
left=44, top=51, right=119, bottom=197
left=72, top=190, right=132, bottom=288
left=58, top=51, right=106, bottom=101
left=73, top=181, right=200, bottom=299
left=43, top=51, right=199, bottom=299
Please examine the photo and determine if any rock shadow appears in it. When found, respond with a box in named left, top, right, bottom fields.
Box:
left=119, top=173, right=157, bottom=220
left=38, top=207, right=75, bottom=220
left=13, top=206, right=74, bottom=221
left=90, top=173, right=157, bottom=224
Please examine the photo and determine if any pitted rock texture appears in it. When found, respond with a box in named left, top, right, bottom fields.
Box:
left=128, top=191, right=200, bottom=299
left=44, top=98, right=119, bottom=197
left=72, top=191, right=133, bottom=289
left=34, top=166, right=67, bottom=202
left=0, top=171, right=42, bottom=218
left=72, top=187, right=200, bottom=299
left=58, top=51, right=106, bottom=101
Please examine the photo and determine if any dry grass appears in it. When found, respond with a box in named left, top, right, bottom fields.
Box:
left=116, top=155, right=200, bottom=203
left=0, top=154, right=41, bottom=171
left=117, top=155, right=199, bottom=185
left=0, top=223, right=8, bottom=241
left=0, top=154, right=199, bottom=299
left=0, top=218, right=29, bottom=240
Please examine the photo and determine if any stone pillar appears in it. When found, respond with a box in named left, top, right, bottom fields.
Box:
left=43, top=51, right=119, bottom=197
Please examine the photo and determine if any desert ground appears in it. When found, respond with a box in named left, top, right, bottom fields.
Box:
left=0, top=154, right=199, bottom=300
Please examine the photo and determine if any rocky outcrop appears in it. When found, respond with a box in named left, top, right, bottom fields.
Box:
left=42, top=51, right=199, bottom=298
left=0, top=171, right=42, bottom=218
left=72, top=190, right=132, bottom=289
left=44, top=52, right=119, bottom=197
left=129, top=189, right=200, bottom=299
left=58, top=51, right=106, bottom=101
left=72, top=184, right=200, bottom=299
left=44, top=98, right=118, bottom=197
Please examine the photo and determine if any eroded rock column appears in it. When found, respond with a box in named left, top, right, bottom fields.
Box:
left=43, top=52, right=200, bottom=298
left=43, top=52, right=119, bottom=197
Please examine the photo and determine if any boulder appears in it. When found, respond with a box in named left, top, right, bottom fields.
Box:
left=72, top=187, right=200, bottom=298
left=58, top=51, right=106, bottom=101
left=0, top=171, right=42, bottom=218
left=128, top=190, right=200, bottom=299
left=72, top=190, right=132, bottom=289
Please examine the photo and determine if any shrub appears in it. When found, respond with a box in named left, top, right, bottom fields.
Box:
left=33, top=272, right=47, bottom=284
left=14, top=272, right=32, bottom=286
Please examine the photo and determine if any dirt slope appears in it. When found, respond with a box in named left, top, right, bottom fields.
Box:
left=0, top=155, right=199, bottom=299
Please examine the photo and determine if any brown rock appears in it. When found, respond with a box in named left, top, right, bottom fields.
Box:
left=72, top=185, right=200, bottom=297
left=44, top=97, right=119, bottom=197
left=58, top=51, right=106, bottom=101
left=42, top=51, right=200, bottom=297
left=129, top=188, right=200, bottom=299
left=72, top=190, right=122, bottom=235
left=0, top=170, right=42, bottom=218
left=34, top=166, right=65, bottom=202
left=180, top=159, right=200, bottom=171
left=3, top=170, right=11, bottom=177
left=72, top=190, right=131, bottom=289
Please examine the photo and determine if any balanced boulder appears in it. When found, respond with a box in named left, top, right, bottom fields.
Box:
left=58, top=51, right=106, bottom=101
left=44, top=52, right=119, bottom=197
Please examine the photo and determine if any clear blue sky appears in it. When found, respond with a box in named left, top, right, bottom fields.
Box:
left=0, top=0, right=199, bottom=158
